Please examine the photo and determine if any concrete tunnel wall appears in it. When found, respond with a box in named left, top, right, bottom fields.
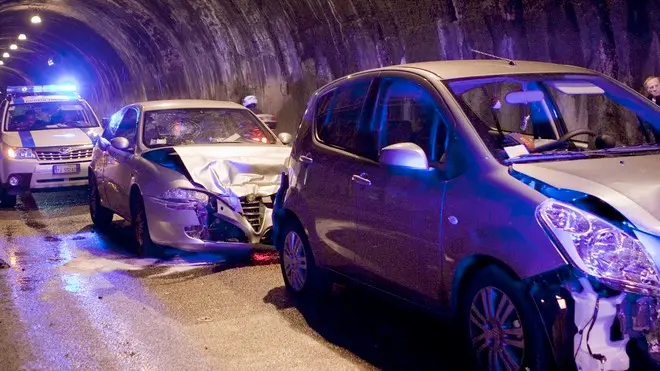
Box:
left=0, top=0, right=659, bottom=135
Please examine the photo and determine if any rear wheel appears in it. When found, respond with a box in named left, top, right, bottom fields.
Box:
left=0, top=190, right=16, bottom=208
left=89, top=175, right=113, bottom=229
left=458, top=265, right=554, bottom=371
left=277, top=218, right=332, bottom=297
left=131, top=192, right=159, bottom=257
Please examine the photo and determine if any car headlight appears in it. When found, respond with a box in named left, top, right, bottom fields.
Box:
left=537, top=199, right=660, bottom=294
left=159, top=188, right=209, bottom=204
left=7, top=147, right=36, bottom=159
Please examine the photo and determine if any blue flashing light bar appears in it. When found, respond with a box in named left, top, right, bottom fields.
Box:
left=6, top=84, right=78, bottom=94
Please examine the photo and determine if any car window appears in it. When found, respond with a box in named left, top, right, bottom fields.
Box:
left=316, top=78, right=373, bottom=155
left=373, top=77, right=449, bottom=162
left=102, top=109, right=124, bottom=140
left=459, top=81, right=558, bottom=141
left=5, top=101, right=98, bottom=131
left=103, top=107, right=139, bottom=150
left=142, top=108, right=274, bottom=147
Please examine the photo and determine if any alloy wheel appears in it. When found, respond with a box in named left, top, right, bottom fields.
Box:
left=469, top=286, right=525, bottom=371
left=282, top=230, right=307, bottom=291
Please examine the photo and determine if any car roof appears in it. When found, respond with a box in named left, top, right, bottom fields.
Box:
left=393, top=59, right=596, bottom=79
left=318, top=59, right=598, bottom=92
left=133, top=99, right=246, bottom=111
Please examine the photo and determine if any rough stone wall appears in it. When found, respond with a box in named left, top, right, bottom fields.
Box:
left=0, top=0, right=658, bottom=134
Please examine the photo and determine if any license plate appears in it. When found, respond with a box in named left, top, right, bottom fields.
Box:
left=52, top=164, right=80, bottom=174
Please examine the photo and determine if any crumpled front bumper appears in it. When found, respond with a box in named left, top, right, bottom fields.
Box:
left=537, top=269, right=660, bottom=371
left=143, top=193, right=276, bottom=253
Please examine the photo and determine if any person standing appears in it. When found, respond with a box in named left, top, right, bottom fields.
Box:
left=242, top=95, right=262, bottom=114
left=643, top=76, right=660, bottom=105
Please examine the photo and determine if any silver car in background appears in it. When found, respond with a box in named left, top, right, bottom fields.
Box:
left=89, top=100, right=293, bottom=255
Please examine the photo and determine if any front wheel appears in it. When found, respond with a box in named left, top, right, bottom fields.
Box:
left=89, top=175, right=113, bottom=229
left=131, top=193, right=159, bottom=257
left=458, top=265, right=554, bottom=371
left=277, top=218, right=332, bottom=298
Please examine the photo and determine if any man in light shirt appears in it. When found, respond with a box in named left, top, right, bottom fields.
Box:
left=643, top=76, right=660, bottom=105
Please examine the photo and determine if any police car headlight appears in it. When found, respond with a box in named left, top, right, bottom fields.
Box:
left=7, top=147, right=36, bottom=159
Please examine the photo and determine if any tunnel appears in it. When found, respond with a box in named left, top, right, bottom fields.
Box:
left=0, top=0, right=658, bottom=134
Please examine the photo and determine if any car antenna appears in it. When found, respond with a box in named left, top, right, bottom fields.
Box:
left=471, top=49, right=516, bottom=66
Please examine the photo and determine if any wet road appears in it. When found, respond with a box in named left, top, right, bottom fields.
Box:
left=0, top=189, right=462, bottom=371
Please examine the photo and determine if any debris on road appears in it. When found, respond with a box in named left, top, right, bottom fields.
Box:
left=0, top=258, right=9, bottom=269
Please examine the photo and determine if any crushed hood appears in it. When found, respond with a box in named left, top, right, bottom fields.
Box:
left=512, top=154, right=660, bottom=235
left=173, top=144, right=291, bottom=210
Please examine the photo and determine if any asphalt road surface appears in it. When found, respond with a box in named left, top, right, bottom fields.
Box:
left=0, top=189, right=463, bottom=371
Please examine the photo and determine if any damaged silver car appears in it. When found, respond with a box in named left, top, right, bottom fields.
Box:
left=89, top=100, right=292, bottom=255
left=273, top=59, right=660, bottom=370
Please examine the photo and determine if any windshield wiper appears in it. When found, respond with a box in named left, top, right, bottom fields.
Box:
left=505, top=151, right=604, bottom=164
left=600, top=144, right=660, bottom=154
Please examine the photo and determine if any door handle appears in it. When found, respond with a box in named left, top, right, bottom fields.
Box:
left=299, top=154, right=313, bottom=164
left=351, top=173, right=371, bottom=186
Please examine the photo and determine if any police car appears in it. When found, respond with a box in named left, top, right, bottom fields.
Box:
left=0, top=85, right=103, bottom=207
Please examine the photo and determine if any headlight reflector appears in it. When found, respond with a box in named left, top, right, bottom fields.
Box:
left=7, top=147, right=36, bottom=159
left=537, top=199, right=660, bottom=294
left=159, top=188, right=209, bottom=204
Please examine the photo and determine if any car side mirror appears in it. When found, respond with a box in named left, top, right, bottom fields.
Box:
left=110, top=136, right=130, bottom=150
left=101, top=117, right=109, bottom=128
left=379, top=142, right=429, bottom=170
left=278, top=132, right=293, bottom=145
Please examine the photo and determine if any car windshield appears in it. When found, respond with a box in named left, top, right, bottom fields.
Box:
left=445, top=74, right=660, bottom=162
left=142, top=108, right=276, bottom=148
left=6, top=101, right=98, bottom=131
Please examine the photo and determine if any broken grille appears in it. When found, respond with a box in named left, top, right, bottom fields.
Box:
left=36, top=147, right=93, bottom=162
left=240, top=198, right=263, bottom=231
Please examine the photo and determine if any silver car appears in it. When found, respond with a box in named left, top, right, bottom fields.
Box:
left=89, top=100, right=293, bottom=255
left=274, top=60, right=660, bottom=370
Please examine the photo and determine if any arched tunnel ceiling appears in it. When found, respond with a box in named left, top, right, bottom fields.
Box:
left=0, top=0, right=659, bottom=132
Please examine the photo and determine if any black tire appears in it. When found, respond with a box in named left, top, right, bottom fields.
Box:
left=131, top=193, right=159, bottom=257
left=457, top=265, right=554, bottom=371
left=89, top=175, right=113, bottom=229
left=277, top=218, right=332, bottom=297
left=0, top=190, right=16, bottom=208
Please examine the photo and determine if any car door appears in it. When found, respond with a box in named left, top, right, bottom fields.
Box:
left=104, top=106, right=140, bottom=219
left=297, top=75, right=378, bottom=274
left=351, top=73, right=451, bottom=303
left=94, top=108, right=125, bottom=206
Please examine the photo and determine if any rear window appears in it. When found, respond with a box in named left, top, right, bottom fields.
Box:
left=5, top=101, right=98, bottom=131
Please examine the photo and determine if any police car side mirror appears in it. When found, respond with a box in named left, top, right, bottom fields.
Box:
left=101, top=117, right=109, bottom=128
left=111, top=137, right=130, bottom=150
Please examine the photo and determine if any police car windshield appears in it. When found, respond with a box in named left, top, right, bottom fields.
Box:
left=6, top=101, right=97, bottom=131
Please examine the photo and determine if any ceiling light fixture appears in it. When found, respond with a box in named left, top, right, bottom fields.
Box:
left=31, top=15, right=41, bottom=24
left=0, top=61, right=4, bottom=66
left=9, top=44, right=17, bottom=50
left=18, top=34, right=27, bottom=41
left=3, top=53, right=9, bottom=58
